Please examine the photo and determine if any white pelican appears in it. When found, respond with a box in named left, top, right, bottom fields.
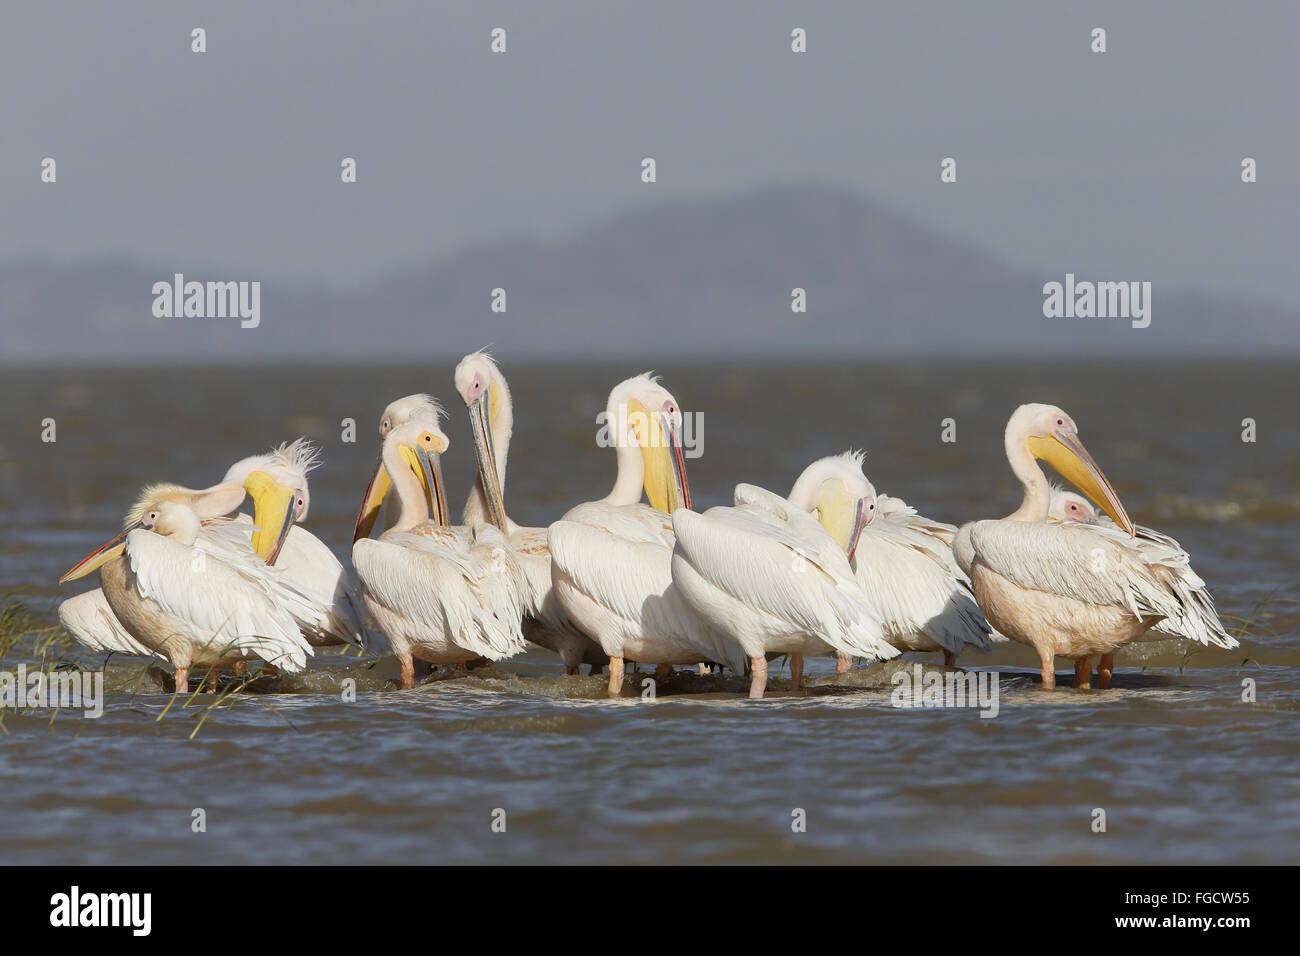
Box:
left=454, top=351, right=607, bottom=674
left=58, top=440, right=366, bottom=658
left=783, top=453, right=992, bottom=667
left=953, top=403, right=1235, bottom=689
left=671, top=469, right=899, bottom=699
left=352, top=415, right=526, bottom=688
left=1048, top=485, right=1099, bottom=524
left=547, top=374, right=705, bottom=695
left=58, top=501, right=314, bottom=692
left=353, top=394, right=444, bottom=539
left=1045, top=485, right=1236, bottom=686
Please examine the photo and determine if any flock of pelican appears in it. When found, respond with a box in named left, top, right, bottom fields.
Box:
left=57, top=352, right=1237, bottom=698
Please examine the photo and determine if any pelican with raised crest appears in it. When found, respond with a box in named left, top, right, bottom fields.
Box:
left=58, top=440, right=367, bottom=662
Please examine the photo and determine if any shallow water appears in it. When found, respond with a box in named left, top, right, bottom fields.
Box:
left=0, top=361, right=1296, bottom=864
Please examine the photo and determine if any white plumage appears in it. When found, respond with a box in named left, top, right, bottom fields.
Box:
left=454, top=351, right=607, bottom=673
left=671, top=482, right=898, bottom=696
left=547, top=374, right=705, bottom=694
left=352, top=416, right=528, bottom=687
left=98, top=505, right=316, bottom=690
left=955, top=403, right=1234, bottom=688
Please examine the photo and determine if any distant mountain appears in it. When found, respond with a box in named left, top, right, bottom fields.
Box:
left=3, top=184, right=1296, bottom=362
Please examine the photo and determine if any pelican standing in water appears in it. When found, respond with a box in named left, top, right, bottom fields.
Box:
left=1044, top=485, right=1236, bottom=686
left=953, top=403, right=1235, bottom=689
left=547, top=374, right=706, bottom=695
left=671, top=462, right=898, bottom=698
left=785, top=453, right=992, bottom=667
left=59, top=501, right=315, bottom=692
left=59, top=440, right=366, bottom=660
left=454, top=351, right=607, bottom=674
left=352, top=415, right=526, bottom=688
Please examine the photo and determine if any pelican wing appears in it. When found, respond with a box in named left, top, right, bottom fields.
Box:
left=547, top=517, right=677, bottom=633
left=967, top=520, right=1233, bottom=646
left=124, top=530, right=312, bottom=671
left=58, top=588, right=161, bottom=658
left=354, top=525, right=527, bottom=661
left=672, top=484, right=895, bottom=661
left=854, top=500, right=991, bottom=653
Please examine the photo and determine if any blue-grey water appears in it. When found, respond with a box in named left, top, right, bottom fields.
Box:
left=1, top=361, right=1296, bottom=864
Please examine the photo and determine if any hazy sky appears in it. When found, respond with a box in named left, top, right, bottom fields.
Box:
left=4, top=1, right=1298, bottom=308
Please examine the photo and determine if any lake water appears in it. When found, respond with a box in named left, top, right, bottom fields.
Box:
left=1, top=360, right=1296, bottom=864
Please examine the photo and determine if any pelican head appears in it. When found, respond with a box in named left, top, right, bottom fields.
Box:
left=455, top=351, right=511, bottom=533
left=1048, top=484, right=1099, bottom=524
left=354, top=417, right=450, bottom=541
left=242, top=470, right=307, bottom=564
left=1007, top=403, right=1134, bottom=535
left=139, top=500, right=203, bottom=544
left=354, top=395, right=444, bottom=540
left=606, top=373, right=692, bottom=513
left=223, top=437, right=320, bottom=521
left=60, top=499, right=203, bottom=583
left=788, top=451, right=877, bottom=561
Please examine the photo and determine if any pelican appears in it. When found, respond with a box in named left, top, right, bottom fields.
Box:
left=454, top=351, right=607, bottom=674
left=58, top=501, right=314, bottom=692
left=784, top=453, right=992, bottom=667
left=58, top=440, right=366, bottom=659
left=352, top=415, right=527, bottom=688
left=353, top=394, right=444, bottom=538
left=1045, top=484, right=1236, bottom=685
left=1048, top=485, right=1099, bottom=524
left=953, top=403, right=1236, bottom=689
left=670, top=463, right=898, bottom=698
left=547, top=374, right=705, bottom=695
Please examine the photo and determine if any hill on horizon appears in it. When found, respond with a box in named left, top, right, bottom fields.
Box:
left=3, top=184, right=1296, bottom=363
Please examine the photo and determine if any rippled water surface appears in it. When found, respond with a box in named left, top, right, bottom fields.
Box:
left=1, top=361, right=1296, bottom=864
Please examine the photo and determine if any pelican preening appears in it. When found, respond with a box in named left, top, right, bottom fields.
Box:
left=786, top=454, right=992, bottom=668
left=61, top=501, right=315, bottom=692
left=58, top=439, right=368, bottom=677
left=54, top=363, right=1234, bottom=701
left=953, top=403, right=1236, bottom=690
left=671, top=463, right=898, bottom=699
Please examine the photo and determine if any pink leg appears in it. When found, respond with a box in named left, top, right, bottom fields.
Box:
left=173, top=667, right=188, bottom=695
left=399, top=655, right=415, bottom=689
left=748, top=656, right=768, bottom=699
left=232, top=660, right=247, bottom=677
left=607, top=656, right=625, bottom=696
left=835, top=655, right=852, bottom=674
left=1074, top=658, right=1092, bottom=690
left=790, top=653, right=804, bottom=690
left=1040, top=656, right=1056, bottom=689
left=204, top=666, right=221, bottom=693
left=698, top=663, right=709, bottom=676
left=1098, top=653, right=1114, bottom=689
